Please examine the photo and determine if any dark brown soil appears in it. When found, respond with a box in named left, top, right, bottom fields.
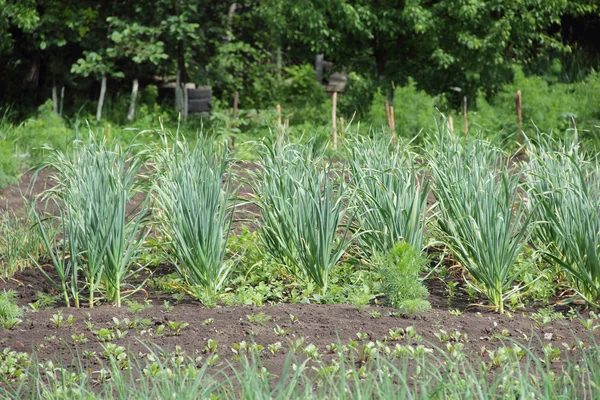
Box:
left=0, top=265, right=598, bottom=376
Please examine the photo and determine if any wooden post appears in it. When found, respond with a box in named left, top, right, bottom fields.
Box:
left=389, top=106, right=396, bottom=143
left=231, top=91, right=239, bottom=149
left=448, top=115, right=454, bottom=134
left=463, top=96, right=468, bottom=137
left=232, top=91, right=239, bottom=120
left=384, top=99, right=391, bottom=130
left=340, top=117, right=345, bottom=145
left=515, top=90, right=522, bottom=132
left=127, top=78, right=139, bottom=121
left=276, top=104, right=281, bottom=138
left=59, top=86, right=65, bottom=117
left=332, top=92, right=338, bottom=150
left=570, top=115, right=577, bottom=131
left=284, top=118, right=289, bottom=130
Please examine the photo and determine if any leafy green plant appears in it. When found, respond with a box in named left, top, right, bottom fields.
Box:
left=526, top=134, right=600, bottom=306
left=34, top=133, right=151, bottom=307
left=246, top=312, right=272, bottom=326
left=153, top=132, right=235, bottom=304
left=0, top=290, right=22, bottom=329
left=348, top=136, right=429, bottom=255
left=253, top=141, right=355, bottom=293
left=430, top=134, right=532, bottom=313
left=375, top=242, right=431, bottom=313
left=0, top=211, right=50, bottom=277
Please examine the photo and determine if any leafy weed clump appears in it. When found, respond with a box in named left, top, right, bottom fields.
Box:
left=376, top=242, right=431, bottom=314
left=0, top=290, right=23, bottom=329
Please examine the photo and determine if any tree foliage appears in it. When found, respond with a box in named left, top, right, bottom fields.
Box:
left=0, top=0, right=598, bottom=117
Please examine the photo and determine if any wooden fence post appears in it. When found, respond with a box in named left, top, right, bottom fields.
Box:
left=448, top=115, right=454, bottom=134
left=332, top=92, right=338, bottom=150
left=276, top=104, right=281, bottom=139
left=463, top=96, right=468, bottom=137
left=390, top=106, right=396, bottom=144
left=231, top=91, right=239, bottom=149
left=385, top=99, right=391, bottom=130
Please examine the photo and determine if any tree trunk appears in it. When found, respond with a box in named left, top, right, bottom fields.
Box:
left=315, top=54, right=324, bottom=84
left=97, top=74, right=107, bottom=121
left=175, top=68, right=183, bottom=115
left=127, top=78, right=139, bottom=121
left=52, top=79, right=58, bottom=113
left=59, top=86, right=65, bottom=117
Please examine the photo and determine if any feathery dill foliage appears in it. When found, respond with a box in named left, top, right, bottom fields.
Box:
left=429, top=133, right=531, bottom=314
left=376, top=241, right=431, bottom=313
left=32, top=134, right=150, bottom=307
left=153, top=134, right=235, bottom=305
left=253, top=140, right=354, bottom=294
left=348, top=135, right=429, bottom=255
left=526, top=133, right=600, bottom=306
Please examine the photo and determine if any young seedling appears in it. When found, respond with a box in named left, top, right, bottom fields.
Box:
left=95, top=328, right=116, bottom=342
left=371, top=310, right=382, bottom=319
left=273, top=324, right=291, bottom=336
left=449, top=309, right=463, bottom=316
left=71, top=333, right=88, bottom=344
left=203, top=339, right=218, bottom=354
left=531, top=307, right=564, bottom=327
left=126, top=299, right=152, bottom=315
left=446, top=281, right=459, bottom=306
left=162, top=300, right=174, bottom=312
left=167, top=321, right=189, bottom=336
left=49, top=311, right=64, bottom=328
left=303, top=343, right=320, bottom=360
left=268, top=342, right=282, bottom=355
left=203, top=318, right=215, bottom=326
left=246, top=312, right=272, bottom=326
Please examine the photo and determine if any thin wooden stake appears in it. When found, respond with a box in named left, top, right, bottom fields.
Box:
left=389, top=105, right=396, bottom=144
left=448, top=115, right=454, bottom=134
left=570, top=115, right=577, bottom=131
left=276, top=104, right=281, bottom=138
left=340, top=117, right=345, bottom=144
left=385, top=99, right=391, bottom=130
left=284, top=118, right=289, bottom=130
left=231, top=91, right=239, bottom=149
left=463, top=96, right=468, bottom=137
left=515, top=90, right=522, bottom=132
left=332, top=92, right=338, bottom=150
left=233, top=91, right=239, bottom=120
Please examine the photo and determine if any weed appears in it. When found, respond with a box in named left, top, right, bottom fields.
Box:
left=246, top=312, right=272, bottom=326
left=0, top=290, right=22, bottom=329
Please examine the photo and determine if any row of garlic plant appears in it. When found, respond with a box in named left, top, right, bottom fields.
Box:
left=31, top=131, right=429, bottom=307
left=30, top=126, right=600, bottom=311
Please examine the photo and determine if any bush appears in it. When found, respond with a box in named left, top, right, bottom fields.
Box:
left=376, top=242, right=431, bottom=313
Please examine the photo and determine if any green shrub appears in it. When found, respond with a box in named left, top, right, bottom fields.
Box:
left=376, top=242, right=431, bottom=313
